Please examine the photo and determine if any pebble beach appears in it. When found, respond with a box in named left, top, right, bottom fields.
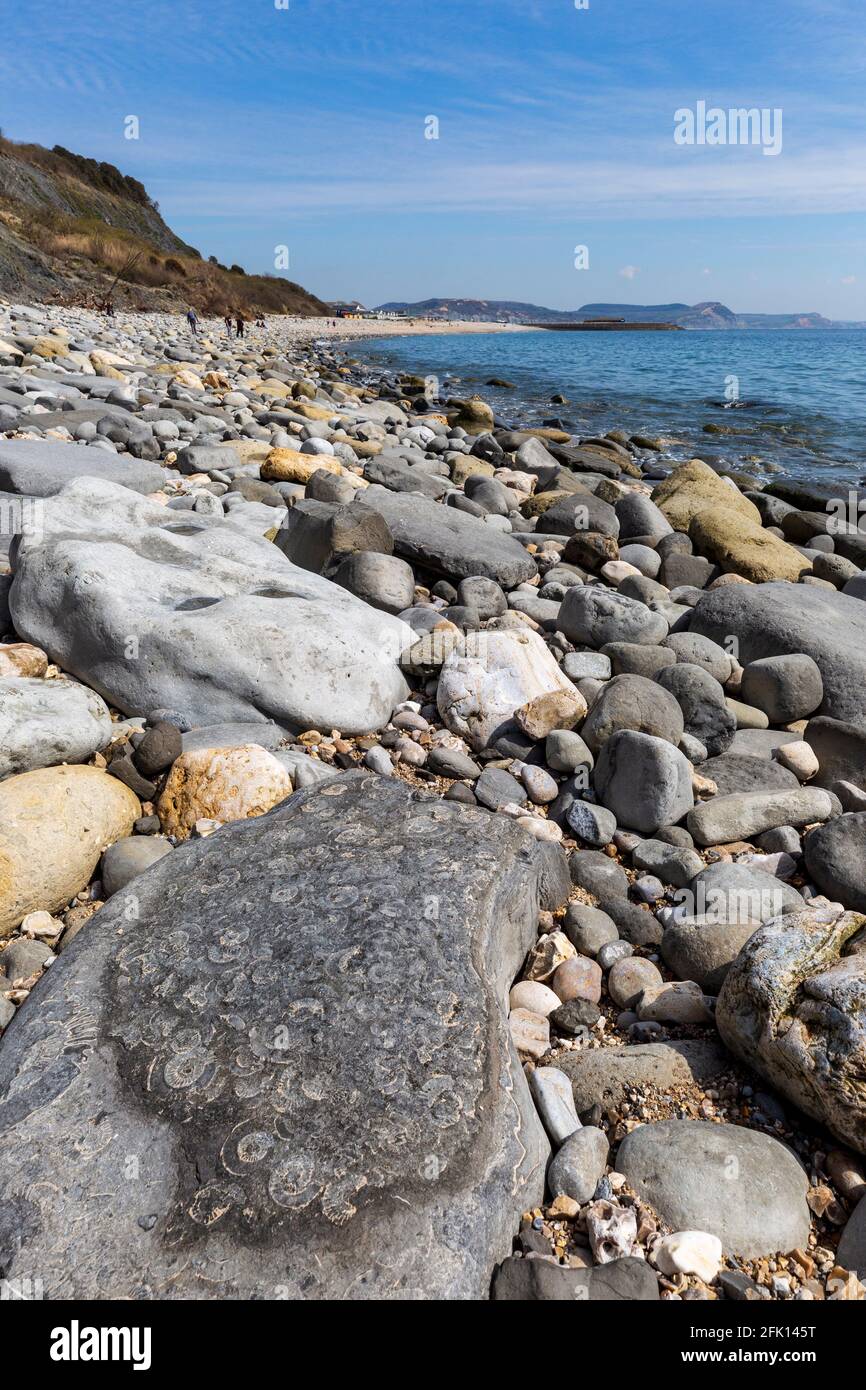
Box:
left=0, top=300, right=865, bottom=1303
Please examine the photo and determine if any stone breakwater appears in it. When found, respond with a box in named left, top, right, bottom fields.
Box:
left=0, top=301, right=864, bottom=1302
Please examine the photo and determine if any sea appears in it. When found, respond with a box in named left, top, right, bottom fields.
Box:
left=353, top=328, right=866, bottom=486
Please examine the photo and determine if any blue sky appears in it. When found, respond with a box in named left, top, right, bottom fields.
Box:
left=2, top=0, right=864, bottom=315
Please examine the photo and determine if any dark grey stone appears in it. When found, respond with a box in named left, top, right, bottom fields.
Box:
left=542, top=492, right=619, bottom=538
left=805, top=716, right=866, bottom=790
left=692, top=582, right=866, bottom=725
left=547, top=1127, right=609, bottom=1204
left=558, top=586, right=668, bottom=649
left=838, top=1196, right=866, bottom=1278
left=701, top=753, right=799, bottom=796
left=804, top=813, right=866, bottom=911
left=657, top=662, right=736, bottom=758
left=474, top=766, right=524, bottom=810
left=457, top=576, right=507, bottom=619
left=594, top=730, right=694, bottom=834
left=0, top=772, right=569, bottom=1299
left=492, top=1254, right=658, bottom=1301
left=615, top=492, right=672, bottom=541
left=135, top=721, right=182, bottom=777
left=741, top=654, right=823, bottom=724
left=602, top=642, right=676, bottom=679
left=362, top=484, right=536, bottom=587
left=582, top=672, right=683, bottom=754
left=332, top=551, right=416, bottom=615
left=100, top=836, right=172, bottom=896
left=662, top=632, right=732, bottom=682
left=274, top=497, right=394, bottom=575
left=569, top=850, right=629, bottom=899
left=426, top=746, right=481, bottom=781
left=617, top=1120, right=810, bottom=1258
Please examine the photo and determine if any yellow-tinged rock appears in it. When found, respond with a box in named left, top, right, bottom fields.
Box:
left=689, top=507, right=812, bottom=583
left=203, top=370, right=231, bottom=389
left=0, top=766, right=140, bottom=937
left=32, top=335, right=69, bottom=359
left=157, top=745, right=293, bottom=841
left=521, top=489, right=574, bottom=518
left=100, top=365, right=128, bottom=382
left=329, top=435, right=382, bottom=458
left=173, top=368, right=205, bottom=390
left=89, top=349, right=133, bottom=370
left=451, top=456, right=495, bottom=486
left=651, top=458, right=761, bottom=530
left=0, top=642, right=48, bottom=678
left=449, top=397, right=495, bottom=434
left=0, top=339, right=24, bottom=359
left=290, top=400, right=341, bottom=421
left=261, top=448, right=366, bottom=487
left=522, top=427, right=571, bottom=443
left=253, top=378, right=293, bottom=398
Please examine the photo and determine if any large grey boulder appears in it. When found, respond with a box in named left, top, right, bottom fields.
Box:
left=617, top=1120, right=811, bottom=1257
left=691, top=582, right=866, bottom=725
left=740, top=654, right=823, bottom=724
left=580, top=673, right=683, bottom=753
left=0, top=771, right=569, bottom=1299
left=361, top=484, right=536, bottom=587
left=0, top=677, right=112, bottom=777
left=595, top=730, right=694, bottom=834
left=657, top=663, right=735, bottom=757
left=803, top=813, right=866, bottom=911
left=804, top=716, right=866, bottom=791
left=558, top=586, right=668, bottom=648
left=9, top=479, right=411, bottom=734
left=717, top=908, right=866, bottom=1154
left=0, top=438, right=165, bottom=496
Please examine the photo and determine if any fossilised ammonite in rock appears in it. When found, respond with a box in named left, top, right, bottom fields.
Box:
left=0, top=771, right=569, bottom=1299
left=716, top=907, right=866, bottom=1154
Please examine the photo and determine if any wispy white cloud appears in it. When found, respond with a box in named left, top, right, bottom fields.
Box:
left=153, top=142, right=866, bottom=222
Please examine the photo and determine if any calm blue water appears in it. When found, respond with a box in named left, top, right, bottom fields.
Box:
left=353, top=329, right=866, bottom=484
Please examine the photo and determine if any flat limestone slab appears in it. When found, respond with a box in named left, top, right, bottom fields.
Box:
left=0, top=437, right=165, bottom=496
left=10, top=478, right=411, bottom=733
left=0, top=772, right=570, bottom=1299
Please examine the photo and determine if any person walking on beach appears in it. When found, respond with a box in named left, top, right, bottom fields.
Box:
left=224, top=313, right=233, bottom=336
left=187, top=306, right=198, bottom=335
left=235, top=311, right=245, bottom=338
